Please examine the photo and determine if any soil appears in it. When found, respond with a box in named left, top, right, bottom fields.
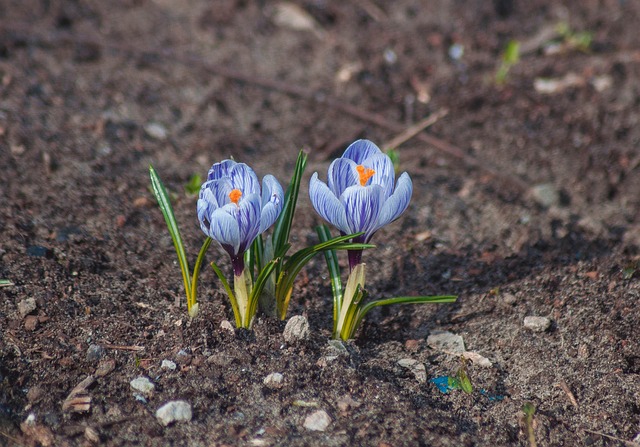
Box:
left=1, top=1, right=639, bottom=446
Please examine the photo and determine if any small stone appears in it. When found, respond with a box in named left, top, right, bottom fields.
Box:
left=161, top=360, right=177, bottom=371
left=461, top=351, right=493, bottom=368
left=24, top=315, right=38, bottom=331
left=502, top=293, right=517, bottom=305
left=529, top=183, right=560, bottom=208
left=144, top=122, right=168, bottom=140
left=263, top=372, right=284, bottom=389
left=86, top=344, right=106, bottom=362
left=155, top=400, right=192, bottom=426
left=27, top=386, right=44, bottom=403
left=336, top=395, right=361, bottom=413
left=17, top=297, right=37, bottom=318
left=303, top=410, right=331, bottom=431
left=175, top=349, right=192, bottom=365
left=283, top=315, right=310, bottom=343
left=427, top=331, right=465, bottom=354
left=220, top=320, right=235, bottom=335
left=95, top=358, right=116, bottom=377
left=397, top=358, right=427, bottom=383
left=130, top=377, right=155, bottom=395
left=524, top=316, right=552, bottom=332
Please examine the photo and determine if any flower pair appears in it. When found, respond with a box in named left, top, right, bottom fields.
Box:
left=197, top=140, right=413, bottom=278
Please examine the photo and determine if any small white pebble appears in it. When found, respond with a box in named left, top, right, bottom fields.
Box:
left=130, top=377, right=155, bottom=395
left=263, top=372, right=284, bottom=389
left=524, top=316, right=552, bottom=332
left=144, top=122, right=168, bottom=140
left=161, top=360, right=177, bottom=371
left=303, top=409, right=331, bottom=431
left=156, top=400, right=192, bottom=426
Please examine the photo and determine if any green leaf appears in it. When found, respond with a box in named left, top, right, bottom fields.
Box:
left=275, top=232, right=374, bottom=320
left=272, top=151, right=307, bottom=261
left=456, top=365, right=473, bottom=394
left=211, top=261, right=241, bottom=328
left=149, top=165, right=192, bottom=311
left=316, top=225, right=342, bottom=335
left=184, top=173, right=202, bottom=195
left=189, top=237, right=213, bottom=313
left=351, top=294, right=457, bottom=336
left=247, top=258, right=279, bottom=327
left=0, top=279, right=13, bottom=287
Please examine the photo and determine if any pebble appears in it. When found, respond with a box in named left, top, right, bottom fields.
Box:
left=303, top=410, right=331, bottom=431
left=95, top=358, right=116, bottom=377
left=86, top=344, right=106, bottom=362
left=397, top=358, right=427, bottom=383
left=461, top=351, right=493, bottom=368
left=529, top=183, right=560, bottom=208
left=144, top=122, right=168, bottom=140
left=283, top=315, right=310, bottom=343
left=502, top=293, right=517, bottom=305
left=24, top=315, right=38, bottom=331
left=175, top=349, right=192, bottom=365
left=220, top=320, right=235, bottom=335
left=427, top=331, right=465, bottom=354
left=524, top=316, right=552, bottom=332
left=17, top=297, right=37, bottom=318
left=161, top=360, right=177, bottom=371
left=156, top=401, right=192, bottom=426
left=263, top=372, right=284, bottom=389
left=336, top=395, right=361, bottom=412
left=129, top=377, right=155, bottom=395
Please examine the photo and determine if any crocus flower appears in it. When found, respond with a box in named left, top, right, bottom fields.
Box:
left=309, top=139, right=412, bottom=269
left=198, top=160, right=284, bottom=276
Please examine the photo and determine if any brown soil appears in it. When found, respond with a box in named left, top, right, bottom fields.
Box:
left=1, top=1, right=639, bottom=446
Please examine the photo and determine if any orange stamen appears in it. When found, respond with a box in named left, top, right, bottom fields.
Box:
left=356, top=165, right=376, bottom=186
left=229, top=189, right=242, bottom=204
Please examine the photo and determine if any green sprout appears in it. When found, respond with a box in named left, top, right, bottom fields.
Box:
left=385, top=147, right=401, bottom=174
left=522, top=402, right=537, bottom=447
left=0, top=280, right=13, bottom=287
left=183, top=173, right=202, bottom=195
left=555, top=22, right=592, bottom=52
left=495, top=40, right=520, bottom=85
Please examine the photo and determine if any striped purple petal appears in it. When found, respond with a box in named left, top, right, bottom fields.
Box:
left=373, top=172, right=412, bottom=236
left=342, top=139, right=383, bottom=164
left=309, top=173, right=349, bottom=234
left=341, top=184, right=385, bottom=236
left=259, top=175, right=284, bottom=233
left=327, top=158, right=359, bottom=197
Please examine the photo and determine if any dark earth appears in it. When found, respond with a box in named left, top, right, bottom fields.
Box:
left=1, top=1, right=640, bottom=446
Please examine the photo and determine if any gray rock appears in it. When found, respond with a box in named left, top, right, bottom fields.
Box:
left=524, top=316, right=552, bottom=332
left=86, top=344, right=106, bottom=362
left=530, top=183, right=560, bottom=208
left=427, top=331, right=465, bottom=354
left=161, top=360, right=177, bottom=371
left=283, top=315, right=310, bottom=343
left=17, top=297, right=37, bottom=318
left=156, top=400, right=192, bottom=426
left=303, top=409, right=331, bottom=431
left=263, top=372, right=284, bottom=389
left=129, top=377, right=155, bottom=395
left=144, top=122, right=168, bottom=140
left=397, top=358, right=427, bottom=383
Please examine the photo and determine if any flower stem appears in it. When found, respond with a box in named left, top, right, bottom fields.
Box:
left=347, top=249, right=363, bottom=272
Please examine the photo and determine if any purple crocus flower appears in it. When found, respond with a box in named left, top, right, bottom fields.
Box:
left=197, top=160, right=284, bottom=276
left=309, top=139, right=412, bottom=269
